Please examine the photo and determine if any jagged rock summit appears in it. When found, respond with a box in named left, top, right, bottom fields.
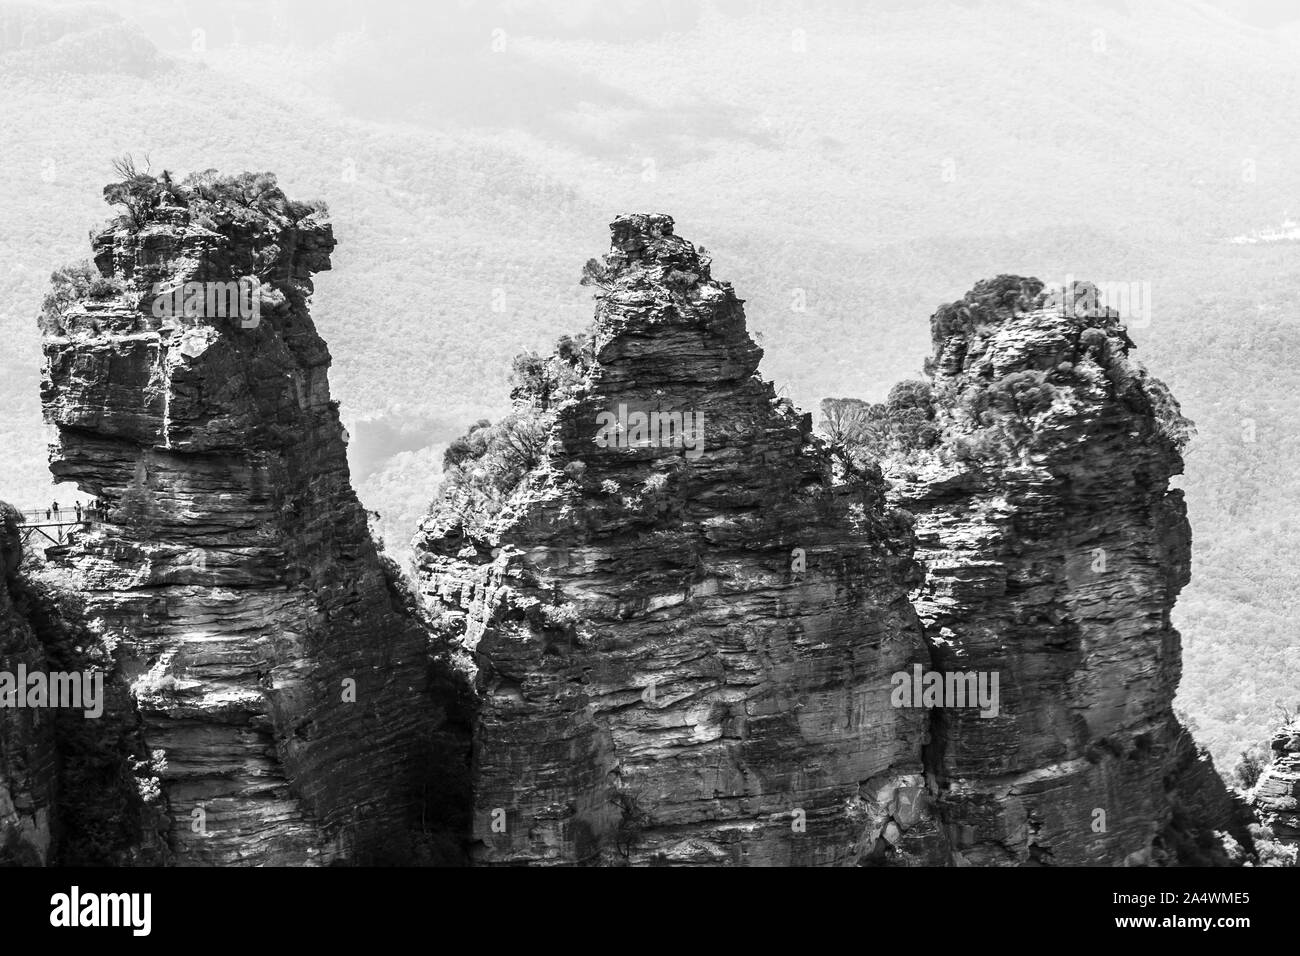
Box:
left=415, top=213, right=934, bottom=865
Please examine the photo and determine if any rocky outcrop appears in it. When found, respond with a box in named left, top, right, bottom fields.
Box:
left=417, top=243, right=1254, bottom=867
left=0, top=503, right=56, bottom=865
left=28, top=191, right=1259, bottom=867
left=414, top=214, right=937, bottom=865
left=874, top=277, right=1252, bottom=865
left=1252, top=718, right=1300, bottom=848
left=40, top=172, right=464, bottom=865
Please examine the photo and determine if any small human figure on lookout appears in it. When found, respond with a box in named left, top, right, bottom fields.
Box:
left=75, top=501, right=82, bottom=520
left=51, top=501, right=59, bottom=516
left=45, top=508, right=51, bottom=520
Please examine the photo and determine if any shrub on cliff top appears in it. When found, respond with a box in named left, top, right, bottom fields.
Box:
left=931, top=275, right=1045, bottom=349
left=100, top=156, right=328, bottom=235
left=102, top=154, right=162, bottom=230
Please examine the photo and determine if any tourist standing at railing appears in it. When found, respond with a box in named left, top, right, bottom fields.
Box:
left=75, top=501, right=82, bottom=521
left=52, top=501, right=59, bottom=517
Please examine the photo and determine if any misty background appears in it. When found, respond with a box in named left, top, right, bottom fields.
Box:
left=1, top=0, right=1298, bottom=776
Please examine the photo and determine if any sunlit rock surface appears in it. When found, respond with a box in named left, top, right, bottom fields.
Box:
left=40, top=177, right=455, bottom=865
left=1252, top=718, right=1300, bottom=849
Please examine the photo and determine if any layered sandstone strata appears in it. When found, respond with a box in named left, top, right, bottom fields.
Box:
left=30, top=193, right=1259, bottom=867
left=415, top=214, right=937, bottom=865
left=1252, top=718, right=1300, bottom=848
left=0, top=504, right=56, bottom=864
left=418, top=245, right=1253, bottom=867
left=0, top=505, right=167, bottom=865
left=40, top=175, right=452, bottom=865
left=877, top=278, right=1252, bottom=864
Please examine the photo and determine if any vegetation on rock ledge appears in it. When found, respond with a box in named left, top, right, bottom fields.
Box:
left=101, top=154, right=328, bottom=234
left=431, top=332, right=596, bottom=533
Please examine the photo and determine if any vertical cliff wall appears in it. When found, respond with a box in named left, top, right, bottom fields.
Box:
left=0, top=503, right=163, bottom=865
left=415, top=214, right=938, bottom=865
left=0, top=505, right=56, bottom=864
left=872, top=277, right=1252, bottom=864
left=40, top=172, right=461, bottom=865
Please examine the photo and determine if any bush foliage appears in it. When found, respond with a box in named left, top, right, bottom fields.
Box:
left=431, top=333, right=595, bottom=532
left=820, top=379, right=940, bottom=471
left=101, top=154, right=328, bottom=234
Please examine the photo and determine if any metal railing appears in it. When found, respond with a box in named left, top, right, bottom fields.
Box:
left=12, top=507, right=107, bottom=547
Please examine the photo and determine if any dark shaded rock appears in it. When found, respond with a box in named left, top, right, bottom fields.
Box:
left=0, top=503, right=56, bottom=865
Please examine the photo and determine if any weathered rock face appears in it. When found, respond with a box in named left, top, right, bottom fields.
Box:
left=0, top=504, right=56, bottom=865
left=0, top=503, right=167, bottom=866
left=877, top=278, right=1252, bottom=865
left=1252, top=719, right=1300, bottom=848
left=414, top=214, right=936, bottom=865
left=415, top=232, right=1253, bottom=868
left=28, top=193, right=1260, bottom=867
left=40, top=176, right=457, bottom=865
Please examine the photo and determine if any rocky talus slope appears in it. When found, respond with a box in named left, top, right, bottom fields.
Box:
left=1252, top=718, right=1299, bottom=848
left=39, top=175, right=462, bottom=865
left=415, top=214, right=938, bottom=865
left=876, top=278, right=1253, bottom=864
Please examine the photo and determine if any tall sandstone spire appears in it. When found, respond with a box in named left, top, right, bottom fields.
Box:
left=40, top=172, right=463, bottom=865
left=876, top=277, right=1254, bottom=864
left=415, top=214, right=934, bottom=865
